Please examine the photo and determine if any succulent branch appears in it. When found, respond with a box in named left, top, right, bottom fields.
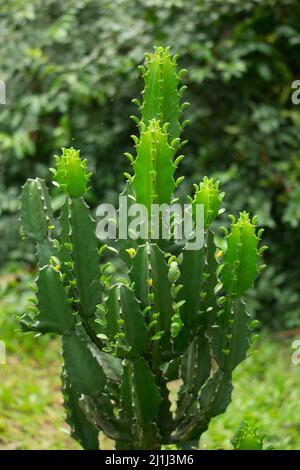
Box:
left=19, top=47, right=266, bottom=450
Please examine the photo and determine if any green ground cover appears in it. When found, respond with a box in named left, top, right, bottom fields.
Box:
left=0, top=269, right=299, bottom=449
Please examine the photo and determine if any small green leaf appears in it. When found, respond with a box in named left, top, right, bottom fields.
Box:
left=151, top=331, right=165, bottom=341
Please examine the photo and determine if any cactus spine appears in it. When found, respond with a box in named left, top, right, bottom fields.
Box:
left=20, top=47, right=265, bottom=450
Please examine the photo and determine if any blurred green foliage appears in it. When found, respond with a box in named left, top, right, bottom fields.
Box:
left=1, top=0, right=300, bottom=328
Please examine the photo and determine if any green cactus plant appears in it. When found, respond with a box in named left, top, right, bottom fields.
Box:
left=19, top=47, right=266, bottom=450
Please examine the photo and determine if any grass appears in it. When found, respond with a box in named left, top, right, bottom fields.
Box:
left=1, top=267, right=300, bottom=450
left=0, top=268, right=78, bottom=449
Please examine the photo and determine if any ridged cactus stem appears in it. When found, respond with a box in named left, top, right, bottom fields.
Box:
left=19, top=47, right=266, bottom=450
